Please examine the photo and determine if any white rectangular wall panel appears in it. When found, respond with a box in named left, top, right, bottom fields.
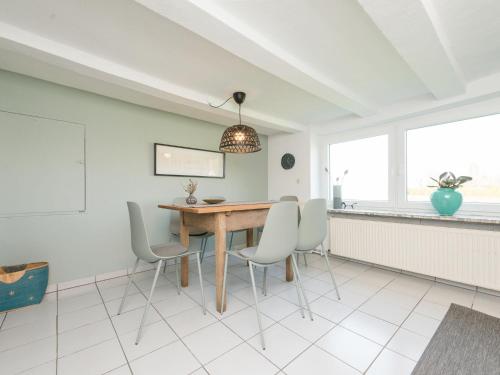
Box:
left=0, top=110, right=85, bottom=216
left=330, top=218, right=500, bottom=291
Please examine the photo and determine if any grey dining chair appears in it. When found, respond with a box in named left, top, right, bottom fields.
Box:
left=170, top=197, right=213, bottom=262
left=294, top=198, right=341, bottom=300
left=120, top=202, right=206, bottom=345
left=260, top=195, right=305, bottom=293
left=221, top=202, right=312, bottom=350
left=278, top=195, right=307, bottom=266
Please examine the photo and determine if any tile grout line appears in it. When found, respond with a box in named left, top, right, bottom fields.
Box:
left=119, top=274, right=289, bottom=374
left=230, top=255, right=376, bottom=373
left=284, top=261, right=410, bottom=371
left=221, top=254, right=377, bottom=372
left=131, top=273, right=211, bottom=374
left=361, top=280, right=436, bottom=374
left=9, top=255, right=491, bottom=374
left=95, top=281, right=134, bottom=375
left=161, top=261, right=302, bottom=371
left=279, top=266, right=395, bottom=374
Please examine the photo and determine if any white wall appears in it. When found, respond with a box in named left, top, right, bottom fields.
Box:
left=267, top=131, right=312, bottom=201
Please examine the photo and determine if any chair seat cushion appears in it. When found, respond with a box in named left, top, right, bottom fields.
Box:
left=151, top=243, right=187, bottom=258
left=229, top=246, right=279, bottom=265
left=190, top=231, right=211, bottom=237
left=237, top=246, right=258, bottom=259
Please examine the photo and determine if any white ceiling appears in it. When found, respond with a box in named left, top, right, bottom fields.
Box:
left=0, top=0, right=499, bottom=134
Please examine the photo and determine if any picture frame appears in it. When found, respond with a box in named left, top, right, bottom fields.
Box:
left=154, top=143, right=225, bottom=178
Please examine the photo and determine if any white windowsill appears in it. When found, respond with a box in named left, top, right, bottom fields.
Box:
left=328, top=208, right=500, bottom=225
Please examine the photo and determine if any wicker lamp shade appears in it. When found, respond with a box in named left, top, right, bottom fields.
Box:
left=219, top=124, right=261, bottom=153
left=213, top=91, right=262, bottom=154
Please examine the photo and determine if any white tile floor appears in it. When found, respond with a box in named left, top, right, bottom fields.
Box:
left=1, top=254, right=500, bottom=375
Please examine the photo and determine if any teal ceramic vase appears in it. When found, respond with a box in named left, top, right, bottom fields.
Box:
left=431, top=188, right=462, bottom=216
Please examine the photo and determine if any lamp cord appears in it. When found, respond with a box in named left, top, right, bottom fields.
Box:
left=208, top=96, right=232, bottom=108
left=208, top=96, right=243, bottom=125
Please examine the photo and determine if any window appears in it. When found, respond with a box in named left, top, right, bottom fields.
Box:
left=406, top=114, right=500, bottom=204
left=329, top=135, right=389, bottom=201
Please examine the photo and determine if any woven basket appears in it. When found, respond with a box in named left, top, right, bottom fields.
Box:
left=0, top=262, right=49, bottom=312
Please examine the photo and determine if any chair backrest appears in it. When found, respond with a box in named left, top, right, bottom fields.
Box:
left=297, top=198, right=327, bottom=251
left=280, top=195, right=298, bottom=202
left=127, top=202, right=158, bottom=262
left=169, top=197, right=186, bottom=235
left=251, top=202, right=298, bottom=264
left=280, top=195, right=301, bottom=222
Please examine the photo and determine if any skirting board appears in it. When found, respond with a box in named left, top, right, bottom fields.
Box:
left=48, top=244, right=245, bottom=294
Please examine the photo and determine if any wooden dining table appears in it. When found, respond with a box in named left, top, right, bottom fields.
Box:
left=158, top=201, right=294, bottom=313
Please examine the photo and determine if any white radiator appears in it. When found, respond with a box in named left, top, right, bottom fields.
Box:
left=330, top=218, right=500, bottom=291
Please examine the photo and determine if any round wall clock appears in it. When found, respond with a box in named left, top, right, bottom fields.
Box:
left=281, top=153, right=295, bottom=170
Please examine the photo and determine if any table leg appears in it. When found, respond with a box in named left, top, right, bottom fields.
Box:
left=215, top=213, right=227, bottom=313
left=286, top=255, right=294, bottom=281
left=246, top=228, right=254, bottom=247
left=180, top=212, right=189, bottom=287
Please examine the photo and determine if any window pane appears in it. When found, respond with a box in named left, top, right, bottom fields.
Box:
left=329, top=135, right=388, bottom=201
left=407, top=114, right=500, bottom=203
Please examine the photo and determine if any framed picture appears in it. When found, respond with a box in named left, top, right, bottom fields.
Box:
left=154, top=143, right=225, bottom=178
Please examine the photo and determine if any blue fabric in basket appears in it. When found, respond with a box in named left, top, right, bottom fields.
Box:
left=0, top=265, right=49, bottom=312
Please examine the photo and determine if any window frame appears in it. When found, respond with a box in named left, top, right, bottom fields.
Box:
left=326, top=125, right=397, bottom=210
left=324, top=110, right=500, bottom=216
left=397, top=114, right=500, bottom=215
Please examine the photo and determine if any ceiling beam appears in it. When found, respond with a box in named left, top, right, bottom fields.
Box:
left=135, top=0, right=377, bottom=117
left=313, top=70, right=500, bottom=135
left=358, top=0, right=466, bottom=99
left=0, top=21, right=305, bottom=134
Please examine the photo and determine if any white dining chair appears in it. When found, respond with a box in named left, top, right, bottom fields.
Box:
left=221, top=201, right=312, bottom=350
left=119, top=202, right=206, bottom=345
left=294, top=198, right=341, bottom=299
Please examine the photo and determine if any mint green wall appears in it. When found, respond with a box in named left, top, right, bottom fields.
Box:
left=0, top=70, right=268, bottom=284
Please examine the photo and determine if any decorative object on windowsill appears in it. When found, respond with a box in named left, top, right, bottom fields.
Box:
left=210, top=91, right=261, bottom=153
left=183, top=179, right=198, bottom=205
left=281, top=153, right=295, bottom=170
left=333, top=169, right=349, bottom=209
left=0, top=262, right=49, bottom=312
left=428, top=172, right=472, bottom=216
left=341, top=202, right=358, bottom=210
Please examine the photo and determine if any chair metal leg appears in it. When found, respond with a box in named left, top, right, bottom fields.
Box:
left=303, top=254, right=308, bottom=267
left=229, top=232, right=234, bottom=250
left=291, top=255, right=313, bottom=321
left=200, top=237, right=207, bottom=263
left=262, top=268, right=268, bottom=296
left=135, top=259, right=163, bottom=345
left=195, top=252, right=207, bottom=314
left=118, top=258, right=139, bottom=315
left=175, top=257, right=181, bottom=295
left=321, top=243, right=341, bottom=300
left=221, top=252, right=229, bottom=315
left=292, top=259, right=305, bottom=318
left=249, top=262, right=265, bottom=350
